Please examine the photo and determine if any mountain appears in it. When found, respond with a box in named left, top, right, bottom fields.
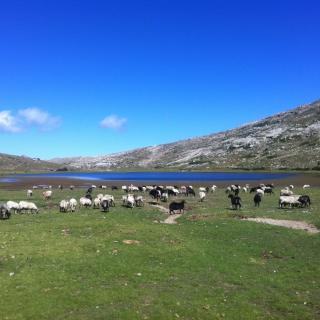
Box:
left=0, top=153, right=60, bottom=172
left=51, top=100, right=320, bottom=170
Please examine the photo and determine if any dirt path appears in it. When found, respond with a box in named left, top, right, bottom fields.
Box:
left=149, top=203, right=181, bottom=224
left=243, top=217, right=319, bottom=234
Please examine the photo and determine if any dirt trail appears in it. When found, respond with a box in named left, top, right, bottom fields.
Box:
left=244, top=217, right=319, bottom=234
left=149, top=203, right=181, bottom=224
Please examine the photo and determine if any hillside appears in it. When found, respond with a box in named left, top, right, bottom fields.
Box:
left=51, top=100, right=320, bottom=170
left=0, top=153, right=60, bottom=172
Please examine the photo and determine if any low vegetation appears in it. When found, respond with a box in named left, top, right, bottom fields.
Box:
left=0, top=185, right=319, bottom=319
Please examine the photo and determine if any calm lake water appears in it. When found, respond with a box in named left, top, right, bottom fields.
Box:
left=4, top=171, right=294, bottom=183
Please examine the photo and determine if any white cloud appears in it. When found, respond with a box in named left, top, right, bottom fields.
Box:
left=0, top=110, right=21, bottom=133
left=100, top=114, right=127, bottom=130
left=18, top=107, right=61, bottom=130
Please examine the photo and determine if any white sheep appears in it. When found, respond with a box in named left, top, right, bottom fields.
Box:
left=18, top=201, right=39, bottom=214
left=79, top=197, right=92, bottom=208
left=69, top=198, right=77, bottom=212
left=7, top=201, right=20, bottom=214
left=27, top=189, right=33, bottom=197
left=199, top=191, right=206, bottom=202
left=280, top=189, right=293, bottom=196
left=161, top=192, right=168, bottom=202
left=303, top=184, right=310, bottom=189
left=43, top=190, right=52, bottom=200
left=93, top=198, right=101, bottom=209
left=59, top=200, right=70, bottom=212
left=279, top=195, right=301, bottom=208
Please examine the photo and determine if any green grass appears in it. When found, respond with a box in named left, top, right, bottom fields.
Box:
left=0, top=186, right=319, bottom=319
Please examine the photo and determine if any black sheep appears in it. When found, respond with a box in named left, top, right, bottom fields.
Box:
left=228, top=194, right=242, bottom=210
left=253, top=193, right=262, bottom=207
left=169, top=200, right=186, bottom=215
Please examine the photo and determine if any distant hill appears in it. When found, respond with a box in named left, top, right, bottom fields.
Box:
left=51, top=100, right=320, bottom=170
left=0, top=153, right=60, bottom=172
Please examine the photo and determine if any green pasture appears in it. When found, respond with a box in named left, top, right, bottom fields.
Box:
left=0, top=185, right=319, bottom=319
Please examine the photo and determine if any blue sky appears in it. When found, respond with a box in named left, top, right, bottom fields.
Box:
left=0, top=0, right=319, bottom=159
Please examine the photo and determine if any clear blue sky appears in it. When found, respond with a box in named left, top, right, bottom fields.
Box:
left=0, top=0, right=319, bottom=159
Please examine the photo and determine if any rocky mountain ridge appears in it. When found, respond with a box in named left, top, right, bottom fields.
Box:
left=51, top=100, right=320, bottom=170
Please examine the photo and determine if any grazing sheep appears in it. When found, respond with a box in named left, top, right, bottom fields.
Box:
left=280, top=189, right=293, bottom=196
left=123, top=194, right=135, bottom=208
left=228, top=194, right=242, bottom=210
left=59, top=200, right=70, bottom=212
left=102, top=195, right=115, bottom=207
left=199, top=191, right=206, bottom=202
left=256, top=189, right=264, bottom=196
left=0, top=204, right=10, bottom=219
left=69, top=198, right=77, bottom=212
left=7, top=201, right=20, bottom=214
left=169, top=200, right=186, bottom=215
left=93, top=197, right=101, bottom=209
left=101, top=199, right=110, bottom=212
left=161, top=192, right=168, bottom=202
left=18, top=201, right=39, bottom=214
left=279, top=195, right=301, bottom=208
left=134, top=195, right=144, bottom=207
left=79, top=197, right=92, bottom=208
left=186, top=187, right=195, bottom=197
left=303, top=184, right=310, bottom=189
left=298, top=195, right=311, bottom=208
left=264, top=187, right=274, bottom=195
left=27, top=189, right=33, bottom=197
left=254, top=194, right=262, bottom=207
left=43, top=190, right=52, bottom=200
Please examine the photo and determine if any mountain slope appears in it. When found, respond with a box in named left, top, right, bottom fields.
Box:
left=51, top=100, right=320, bottom=170
left=0, top=153, right=60, bottom=172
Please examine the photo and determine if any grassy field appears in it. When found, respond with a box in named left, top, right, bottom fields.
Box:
left=0, top=185, right=319, bottom=319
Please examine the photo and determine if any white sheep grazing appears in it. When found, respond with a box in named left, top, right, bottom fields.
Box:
left=122, top=194, right=135, bottom=208
left=161, top=192, right=168, bottom=202
left=242, top=187, right=248, bottom=193
left=256, top=189, right=264, bottom=196
left=303, top=184, right=310, bottom=189
left=289, top=185, right=294, bottom=189
left=126, top=195, right=135, bottom=208
left=199, top=191, right=206, bottom=202
left=102, top=195, right=115, bottom=206
left=211, top=185, right=217, bottom=192
left=69, top=198, right=77, bottom=212
left=199, top=187, right=206, bottom=192
left=79, top=197, right=92, bottom=208
left=7, top=201, right=20, bottom=214
left=59, top=200, right=70, bottom=212
left=134, top=195, right=144, bottom=207
left=280, top=189, right=293, bottom=196
left=27, top=189, right=33, bottom=197
left=18, top=201, right=38, bottom=214
left=43, top=190, right=52, bottom=200
left=93, top=198, right=101, bottom=209
left=279, top=195, right=301, bottom=208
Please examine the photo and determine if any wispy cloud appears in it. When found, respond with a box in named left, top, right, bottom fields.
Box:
left=100, top=114, right=127, bottom=131
left=19, top=107, right=61, bottom=131
left=0, top=110, right=21, bottom=133
left=0, top=107, right=61, bottom=133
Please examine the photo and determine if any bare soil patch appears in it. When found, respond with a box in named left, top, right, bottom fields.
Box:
left=243, top=217, right=319, bottom=234
left=148, top=203, right=182, bottom=224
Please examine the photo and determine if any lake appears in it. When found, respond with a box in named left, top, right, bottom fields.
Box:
left=3, top=171, right=294, bottom=183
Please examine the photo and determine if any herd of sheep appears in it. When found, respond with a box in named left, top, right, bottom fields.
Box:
left=0, top=182, right=312, bottom=220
